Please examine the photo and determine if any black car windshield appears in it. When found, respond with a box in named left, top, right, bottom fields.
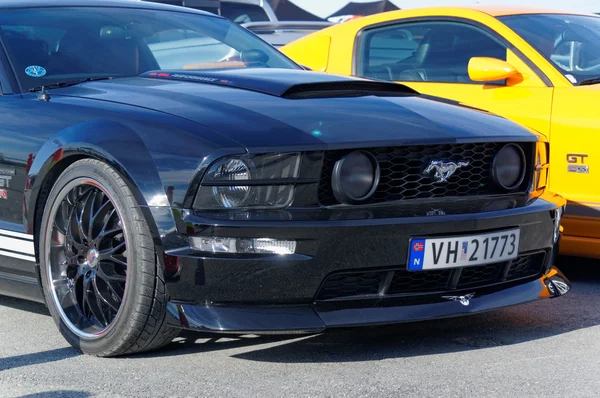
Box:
left=500, top=14, right=600, bottom=85
left=0, top=7, right=299, bottom=92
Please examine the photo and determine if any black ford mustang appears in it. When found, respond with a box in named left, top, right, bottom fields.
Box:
left=0, top=0, right=569, bottom=357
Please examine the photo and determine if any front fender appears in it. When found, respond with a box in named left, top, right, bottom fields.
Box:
left=26, top=119, right=176, bottom=249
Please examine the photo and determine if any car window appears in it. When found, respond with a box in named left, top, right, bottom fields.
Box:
left=357, top=21, right=508, bottom=84
left=500, top=14, right=600, bottom=85
left=0, top=7, right=299, bottom=92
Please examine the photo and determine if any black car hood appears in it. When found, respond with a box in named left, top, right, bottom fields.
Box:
left=56, top=69, right=537, bottom=151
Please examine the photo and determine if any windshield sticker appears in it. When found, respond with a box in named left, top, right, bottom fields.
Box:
left=565, top=74, right=577, bottom=84
left=25, top=65, right=47, bottom=78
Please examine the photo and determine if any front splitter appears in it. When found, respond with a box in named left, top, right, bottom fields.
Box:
left=166, top=266, right=570, bottom=334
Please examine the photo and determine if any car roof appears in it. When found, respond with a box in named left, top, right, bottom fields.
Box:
left=0, top=0, right=216, bottom=15
left=381, top=6, right=598, bottom=18
left=221, top=0, right=263, bottom=5
left=312, top=6, right=599, bottom=37
left=465, top=5, right=596, bottom=17
left=144, top=0, right=265, bottom=5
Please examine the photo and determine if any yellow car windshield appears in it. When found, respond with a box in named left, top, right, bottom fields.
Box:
left=500, top=14, right=600, bottom=85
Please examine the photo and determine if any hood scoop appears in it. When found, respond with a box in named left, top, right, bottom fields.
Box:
left=281, top=81, right=418, bottom=99
left=140, top=69, right=418, bottom=99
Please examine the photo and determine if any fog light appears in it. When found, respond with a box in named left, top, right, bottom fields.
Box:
left=190, top=237, right=296, bottom=255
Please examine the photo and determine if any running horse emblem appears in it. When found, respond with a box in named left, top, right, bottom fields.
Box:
left=424, top=160, right=470, bottom=183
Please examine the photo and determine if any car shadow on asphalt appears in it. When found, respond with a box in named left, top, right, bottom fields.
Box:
left=17, top=392, right=91, bottom=398
left=0, top=347, right=81, bottom=372
left=143, top=257, right=600, bottom=362
left=0, top=296, right=50, bottom=316
left=0, top=296, right=83, bottom=372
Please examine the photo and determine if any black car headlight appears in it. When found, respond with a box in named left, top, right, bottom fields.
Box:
left=194, top=152, right=301, bottom=210
left=492, top=144, right=526, bottom=190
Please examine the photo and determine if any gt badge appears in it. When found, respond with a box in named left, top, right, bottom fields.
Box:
left=425, top=160, right=470, bottom=183
left=0, top=169, right=14, bottom=189
left=567, top=153, right=589, bottom=174
left=442, top=293, right=475, bottom=306
left=0, top=189, right=7, bottom=200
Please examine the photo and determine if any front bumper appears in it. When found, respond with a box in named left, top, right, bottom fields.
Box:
left=163, top=193, right=567, bottom=332
left=166, top=267, right=570, bottom=333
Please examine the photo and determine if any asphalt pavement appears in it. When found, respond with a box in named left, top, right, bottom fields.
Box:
left=1, top=257, right=599, bottom=398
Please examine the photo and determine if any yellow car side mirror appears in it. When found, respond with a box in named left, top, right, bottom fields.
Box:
left=468, top=57, right=519, bottom=82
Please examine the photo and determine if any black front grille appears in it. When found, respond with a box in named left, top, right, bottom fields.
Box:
left=316, top=272, right=383, bottom=300
left=319, top=142, right=532, bottom=206
left=457, top=262, right=504, bottom=288
left=507, top=254, right=545, bottom=280
left=315, top=251, right=547, bottom=301
left=388, top=269, right=451, bottom=294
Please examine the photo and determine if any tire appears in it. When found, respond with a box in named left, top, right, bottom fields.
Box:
left=39, top=159, right=179, bottom=357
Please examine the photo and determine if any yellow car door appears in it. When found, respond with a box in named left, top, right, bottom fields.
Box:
left=550, top=86, right=600, bottom=253
left=353, top=19, right=554, bottom=138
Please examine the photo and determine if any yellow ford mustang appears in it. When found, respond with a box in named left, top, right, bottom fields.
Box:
left=283, top=7, right=600, bottom=259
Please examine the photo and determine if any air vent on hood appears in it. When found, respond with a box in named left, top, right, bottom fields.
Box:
left=281, top=81, right=418, bottom=99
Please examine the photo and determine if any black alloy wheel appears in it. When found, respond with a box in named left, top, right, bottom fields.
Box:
left=39, top=159, right=179, bottom=356
left=48, top=179, right=127, bottom=338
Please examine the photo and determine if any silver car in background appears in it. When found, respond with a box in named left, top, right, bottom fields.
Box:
left=142, top=0, right=278, bottom=23
left=242, top=21, right=332, bottom=48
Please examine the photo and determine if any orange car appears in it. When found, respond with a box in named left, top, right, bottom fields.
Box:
left=283, top=7, right=600, bottom=259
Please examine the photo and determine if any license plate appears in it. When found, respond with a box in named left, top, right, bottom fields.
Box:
left=408, top=229, right=520, bottom=271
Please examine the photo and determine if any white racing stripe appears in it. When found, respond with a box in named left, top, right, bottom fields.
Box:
left=0, top=229, right=34, bottom=241
left=0, top=235, right=35, bottom=256
left=0, top=229, right=36, bottom=262
left=0, top=249, right=35, bottom=262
